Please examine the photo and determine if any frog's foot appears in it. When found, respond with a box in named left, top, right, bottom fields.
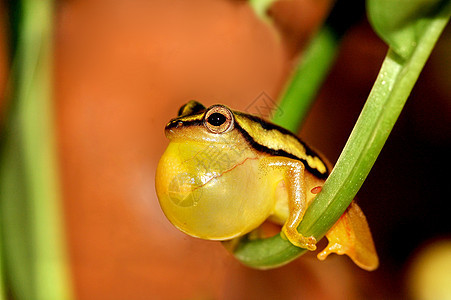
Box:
left=316, top=201, right=379, bottom=271
left=282, top=225, right=317, bottom=251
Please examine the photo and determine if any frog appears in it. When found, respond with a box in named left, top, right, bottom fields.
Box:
left=155, top=101, right=379, bottom=271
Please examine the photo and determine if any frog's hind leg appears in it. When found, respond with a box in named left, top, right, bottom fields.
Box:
left=317, top=201, right=379, bottom=271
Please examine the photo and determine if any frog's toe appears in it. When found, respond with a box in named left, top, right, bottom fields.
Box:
left=299, top=236, right=317, bottom=251
left=282, top=226, right=317, bottom=251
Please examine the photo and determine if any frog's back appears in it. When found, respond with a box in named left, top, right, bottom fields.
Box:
left=233, top=111, right=329, bottom=180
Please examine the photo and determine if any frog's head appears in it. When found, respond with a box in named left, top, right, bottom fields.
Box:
left=164, top=100, right=237, bottom=143
left=155, top=101, right=273, bottom=241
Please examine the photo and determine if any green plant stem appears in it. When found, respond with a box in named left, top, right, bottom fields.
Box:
left=0, top=228, right=4, bottom=300
left=229, top=10, right=449, bottom=269
left=0, top=0, right=73, bottom=298
left=271, top=26, right=339, bottom=132
left=271, top=0, right=365, bottom=131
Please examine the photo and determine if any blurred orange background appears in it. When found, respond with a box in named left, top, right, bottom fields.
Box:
left=1, top=0, right=450, bottom=299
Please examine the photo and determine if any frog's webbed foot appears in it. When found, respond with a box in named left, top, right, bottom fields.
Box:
left=316, top=201, right=379, bottom=271
left=282, top=224, right=317, bottom=251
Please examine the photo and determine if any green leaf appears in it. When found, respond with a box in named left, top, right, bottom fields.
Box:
left=0, top=0, right=73, bottom=299
left=367, top=0, right=450, bottom=59
left=249, top=0, right=278, bottom=20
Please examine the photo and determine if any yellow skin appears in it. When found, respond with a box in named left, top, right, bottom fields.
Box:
left=156, top=101, right=379, bottom=271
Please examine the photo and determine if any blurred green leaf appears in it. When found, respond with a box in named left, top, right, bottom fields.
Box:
left=367, top=0, right=450, bottom=58
left=249, top=0, right=277, bottom=20
left=0, top=0, right=73, bottom=299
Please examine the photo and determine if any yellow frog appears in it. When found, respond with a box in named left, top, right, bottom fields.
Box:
left=155, top=101, right=378, bottom=271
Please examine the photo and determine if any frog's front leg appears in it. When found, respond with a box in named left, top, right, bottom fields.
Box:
left=261, top=156, right=317, bottom=251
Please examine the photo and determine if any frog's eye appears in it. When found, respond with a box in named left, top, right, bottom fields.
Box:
left=178, top=100, right=206, bottom=116
left=204, top=105, right=234, bottom=134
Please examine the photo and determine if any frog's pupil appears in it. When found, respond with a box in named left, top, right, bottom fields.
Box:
left=208, top=113, right=226, bottom=126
